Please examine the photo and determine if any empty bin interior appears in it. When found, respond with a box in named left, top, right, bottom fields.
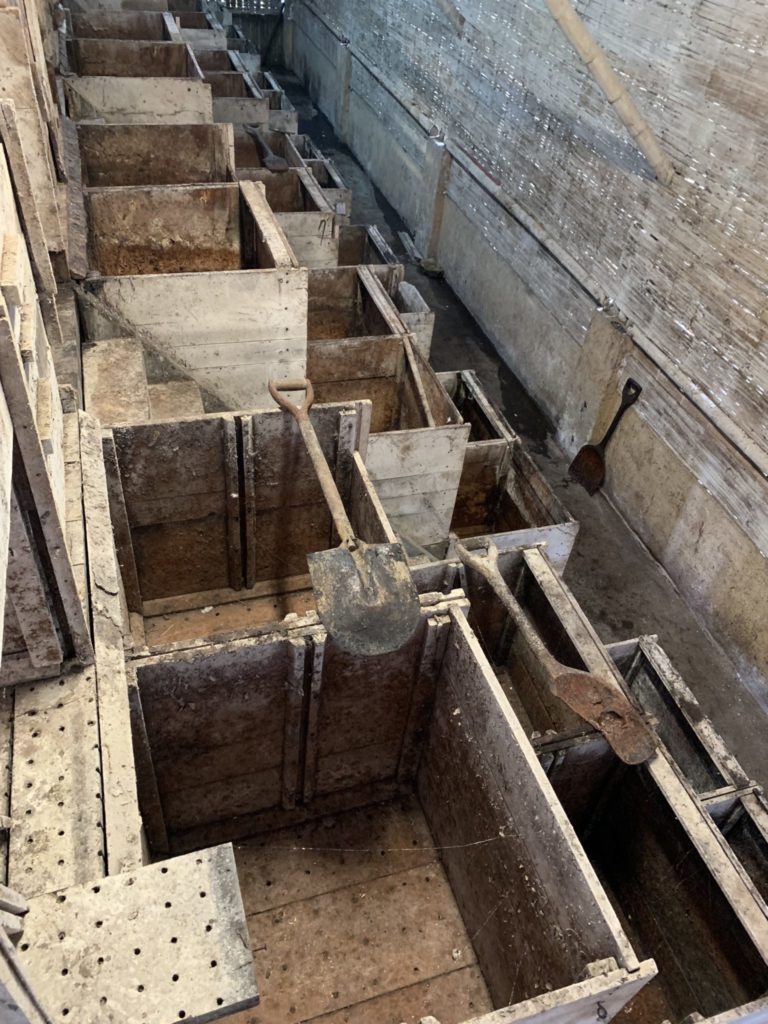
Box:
left=441, top=373, right=573, bottom=539
left=70, top=11, right=169, bottom=39
left=308, top=267, right=394, bottom=340
left=206, top=71, right=253, bottom=97
left=68, top=38, right=192, bottom=77
left=86, top=183, right=282, bottom=274
left=194, top=48, right=234, bottom=71
left=77, top=124, right=233, bottom=187
left=129, top=611, right=640, bottom=1023
left=578, top=766, right=768, bottom=1024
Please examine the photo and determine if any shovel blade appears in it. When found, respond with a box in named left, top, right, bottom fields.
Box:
left=308, top=541, right=421, bottom=656
left=568, top=444, right=605, bottom=495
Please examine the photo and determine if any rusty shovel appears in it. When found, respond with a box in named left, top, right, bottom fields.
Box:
left=244, top=124, right=289, bottom=172
left=569, top=378, right=642, bottom=494
left=456, top=541, right=656, bottom=765
left=269, top=378, right=421, bottom=657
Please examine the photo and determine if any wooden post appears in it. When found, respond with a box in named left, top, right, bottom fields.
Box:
left=416, top=136, right=452, bottom=261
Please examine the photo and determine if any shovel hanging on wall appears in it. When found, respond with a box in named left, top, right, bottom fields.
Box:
left=569, top=378, right=642, bottom=495
left=269, top=378, right=421, bottom=657
left=456, top=540, right=656, bottom=765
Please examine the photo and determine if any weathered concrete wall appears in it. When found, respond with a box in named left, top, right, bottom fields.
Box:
left=286, top=0, right=768, bottom=702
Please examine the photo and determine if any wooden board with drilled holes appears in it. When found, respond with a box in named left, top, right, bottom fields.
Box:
left=18, top=845, right=258, bottom=1023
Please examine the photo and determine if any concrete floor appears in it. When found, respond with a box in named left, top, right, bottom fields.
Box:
left=277, top=71, right=768, bottom=793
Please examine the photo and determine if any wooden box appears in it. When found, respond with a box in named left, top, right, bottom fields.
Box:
left=127, top=604, right=654, bottom=1024
left=206, top=69, right=269, bottom=125
left=68, top=10, right=179, bottom=40
left=105, top=401, right=389, bottom=642
left=462, top=545, right=768, bottom=1024
left=84, top=181, right=295, bottom=276
left=77, top=122, right=236, bottom=187
left=439, top=369, right=579, bottom=567
left=67, top=37, right=200, bottom=78
left=237, top=166, right=339, bottom=269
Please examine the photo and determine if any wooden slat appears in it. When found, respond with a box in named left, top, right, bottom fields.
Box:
left=0, top=385, right=11, bottom=661
left=80, top=413, right=143, bottom=876
left=101, top=432, right=142, bottom=614
left=0, top=8, right=63, bottom=252
left=0, top=298, right=92, bottom=665
left=0, top=102, right=57, bottom=295
left=64, top=77, right=214, bottom=125
left=240, top=180, right=299, bottom=269
left=418, top=608, right=643, bottom=1008
left=6, top=493, right=63, bottom=668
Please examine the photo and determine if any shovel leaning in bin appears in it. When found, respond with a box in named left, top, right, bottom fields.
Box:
left=456, top=540, right=656, bottom=765
left=269, top=378, right=421, bottom=657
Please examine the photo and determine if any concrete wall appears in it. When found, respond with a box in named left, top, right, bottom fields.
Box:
left=285, top=0, right=768, bottom=703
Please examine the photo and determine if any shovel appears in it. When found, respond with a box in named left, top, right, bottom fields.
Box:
left=244, top=124, right=289, bottom=172
left=269, top=378, right=421, bottom=657
left=455, top=541, right=656, bottom=765
left=569, top=378, right=642, bottom=494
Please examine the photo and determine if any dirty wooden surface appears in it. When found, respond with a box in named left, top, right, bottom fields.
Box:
left=223, top=799, right=493, bottom=1024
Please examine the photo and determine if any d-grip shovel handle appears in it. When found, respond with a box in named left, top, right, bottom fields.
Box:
left=599, top=377, right=642, bottom=451
left=268, top=378, right=356, bottom=547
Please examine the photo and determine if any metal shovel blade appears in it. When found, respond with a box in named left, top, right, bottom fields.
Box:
left=308, top=540, right=421, bottom=656
left=552, top=671, right=657, bottom=765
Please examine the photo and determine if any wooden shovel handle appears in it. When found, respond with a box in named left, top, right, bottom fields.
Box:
left=269, top=378, right=356, bottom=547
left=268, top=378, right=315, bottom=421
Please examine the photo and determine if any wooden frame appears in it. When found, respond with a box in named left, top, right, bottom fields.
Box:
left=461, top=545, right=768, bottom=1023
left=439, top=369, right=579, bottom=567
left=84, top=181, right=297, bottom=276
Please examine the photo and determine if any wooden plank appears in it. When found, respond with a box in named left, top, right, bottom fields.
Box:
left=80, top=413, right=143, bottom=875
left=464, top=961, right=658, bottom=1024
left=0, top=103, right=57, bottom=295
left=135, top=635, right=298, bottom=840
left=82, top=338, right=149, bottom=426
left=222, top=416, right=243, bottom=590
left=8, top=667, right=105, bottom=896
left=244, top=863, right=480, bottom=1023
left=233, top=797, right=437, bottom=916
left=418, top=609, right=644, bottom=1008
left=314, top=615, right=433, bottom=796
left=86, top=182, right=241, bottom=276
left=0, top=8, right=63, bottom=252
left=348, top=452, right=398, bottom=544
left=240, top=180, right=299, bottom=269
left=69, top=38, right=190, bottom=77
left=0, top=298, right=92, bottom=665
left=64, top=77, right=214, bottom=124
left=366, top=424, right=470, bottom=546
left=0, top=689, right=12, bottom=881
left=6, top=493, right=63, bottom=667
left=147, top=381, right=204, bottom=420
left=213, top=96, right=270, bottom=125
left=0, top=929, right=55, bottom=1024
left=19, top=845, right=259, bottom=1022
left=78, top=122, right=233, bottom=187
left=101, top=432, right=142, bottom=614
left=0, top=385, right=11, bottom=661
left=126, top=682, right=169, bottom=854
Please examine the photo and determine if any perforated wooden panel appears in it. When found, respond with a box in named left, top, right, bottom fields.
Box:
left=18, top=845, right=258, bottom=1023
